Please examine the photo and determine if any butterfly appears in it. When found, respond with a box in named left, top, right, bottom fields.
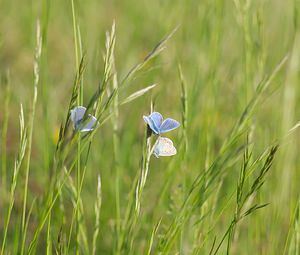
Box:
left=70, top=106, right=99, bottom=132
left=154, top=137, right=177, bottom=158
left=143, top=112, right=180, bottom=134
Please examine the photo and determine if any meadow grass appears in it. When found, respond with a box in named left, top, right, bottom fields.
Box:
left=1, top=0, right=300, bottom=254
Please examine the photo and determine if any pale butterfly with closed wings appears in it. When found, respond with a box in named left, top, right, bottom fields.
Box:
left=153, top=136, right=177, bottom=158
left=70, top=106, right=99, bottom=132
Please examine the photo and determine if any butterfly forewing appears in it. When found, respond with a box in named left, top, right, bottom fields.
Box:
left=159, top=118, right=180, bottom=133
left=143, top=116, right=160, bottom=134
left=143, top=111, right=180, bottom=135
left=70, top=106, right=87, bottom=129
left=149, top=112, right=163, bottom=131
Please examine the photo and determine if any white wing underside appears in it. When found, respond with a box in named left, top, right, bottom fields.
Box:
left=154, top=137, right=177, bottom=157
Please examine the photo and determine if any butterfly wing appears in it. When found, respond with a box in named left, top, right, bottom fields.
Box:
left=154, top=137, right=177, bottom=157
left=149, top=112, right=163, bottom=129
left=80, top=115, right=99, bottom=132
left=143, top=112, right=163, bottom=134
left=70, top=106, right=86, bottom=129
left=159, top=118, right=180, bottom=133
left=70, top=106, right=98, bottom=132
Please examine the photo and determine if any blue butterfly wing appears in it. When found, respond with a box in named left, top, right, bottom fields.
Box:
left=149, top=112, right=163, bottom=132
left=143, top=113, right=161, bottom=134
left=159, top=118, right=180, bottom=133
left=70, top=106, right=86, bottom=129
left=80, top=115, right=99, bottom=132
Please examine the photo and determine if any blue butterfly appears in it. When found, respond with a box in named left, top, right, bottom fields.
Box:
left=70, top=106, right=99, bottom=132
left=143, top=112, right=180, bottom=134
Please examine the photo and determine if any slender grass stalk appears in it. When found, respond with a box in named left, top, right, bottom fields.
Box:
left=286, top=197, right=300, bottom=255
left=40, top=2, right=52, bottom=252
left=212, top=145, right=278, bottom=255
left=45, top=204, right=52, bottom=254
left=135, top=129, right=153, bottom=215
left=178, top=63, right=188, bottom=155
left=117, top=108, right=159, bottom=254
left=23, top=198, right=37, bottom=249
left=67, top=143, right=91, bottom=254
left=279, top=31, right=300, bottom=202
left=71, top=0, right=79, bottom=71
left=1, top=71, right=10, bottom=194
left=146, top=219, right=162, bottom=255
left=70, top=1, right=86, bottom=253
left=177, top=63, right=189, bottom=253
left=75, top=45, right=82, bottom=255
left=111, top=46, right=122, bottom=248
left=234, top=0, right=254, bottom=100
left=226, top=142, right=250, bottom=254
left=92, top=175, right=102, bottom=255
left=1, top=105, right=27, bottom=255
left=20, top=20, right=42, bottom=255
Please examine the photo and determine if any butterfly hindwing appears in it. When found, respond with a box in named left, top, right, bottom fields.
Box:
left=80, top=115, right=99, bottom=132
left=70, top=106, right=98, bottom=132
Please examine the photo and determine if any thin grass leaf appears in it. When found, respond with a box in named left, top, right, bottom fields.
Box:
left=146, top=219, right=162, bottom=255
left=120, top=26, right=179, bottom=86
left=120, top=84, right=157, bottom=105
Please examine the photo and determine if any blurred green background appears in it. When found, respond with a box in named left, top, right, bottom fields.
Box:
left=1, top=0, right=300, bottom=254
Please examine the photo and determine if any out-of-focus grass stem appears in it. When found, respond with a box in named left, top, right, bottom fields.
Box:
left=20, top=20, right=42, bottom=255
left=1, top=71, right=10, bottom=194
left=1, top=105, right=27, bottom=255
left=111, top=50, right=122, bottom=246
left=70, top=1, right=84, bottom=253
